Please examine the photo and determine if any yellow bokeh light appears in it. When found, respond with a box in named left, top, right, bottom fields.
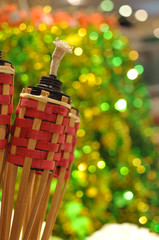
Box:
left=51, top=26, right=62, bottom=35
left=91, top=151, right=100, bottom=160
left=138, top=202, right=149, bottom=212
left=74, top=47, right=83, bottom=56
left=79, top=74, right=87, bottom=83
left=86, top=187, right=98, bottom=198
left=66, top=34, right=81, bottom=45
left=147, top=170, right=156, bottom=181
left=76, top=190, right=83, bottom=198
left=19, top=23, right=27, bottom=31
left=27, top=25, right=34, bottom=32
left=34, top=62, right=42, bottom=70
left=97, top=160, right=106, bottom=169
left=78, top=163, right=87, bottom=171
left=132, top=158, right=141, bottom=167
left=92, top=141, right=100, bottom=150
left=113, top=66, right=123, bottom=75
left=78, top=28, right=87, bottom=37
left=77, top=129, right=85, bottom=137
left=119, top=35, right=128, bottom=45
left=92, top=106, right=100, bottom=116
left=137, top=165, right=145, bottom=174
left=96, top=77, right=102, bottom=85
left=139, top=216, right=147, bottom=224
left=39, top=23, right=47, bottom=31
left=84, top=108, right=93, bottom=119
left=129, top=50, right=139, bottom=61
left=60, top=21, right=69, bottom=29
left=105, top=193, right=113, bottom=201
left=87, top=73, right=96, bottom=86
left=72, top=81, right=80, bottom=89
left=43, top=5, right=52, bottom=13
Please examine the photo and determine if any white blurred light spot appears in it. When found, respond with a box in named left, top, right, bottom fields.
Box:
left=67, top=0, right=81, bottom=5
left=135, top=9, right=148, bottom=22
left=119, top=5, right=132, bottom=17
left=154, top=28, right=159, bottom=39
left=127, top=69, right=138, bottom=80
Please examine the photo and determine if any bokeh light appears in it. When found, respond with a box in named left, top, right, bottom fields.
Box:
left=67, top=0, right=81, bottom=5
left=100, top=0, right=114, bottom=12
left=127, top=69, right=138, bottom=80
left=153, top=28, right=159, bottom=39
left=139, top=216, right=148, bottom=224
left=124, top=191, right=134, bottom=200
left=134, top=9, right=148, bottom=22
left=114, top=99, right=127, bottom=112
left=129, top=51, right=139, bottom=61
left=119, top=5, right=132, bottom=17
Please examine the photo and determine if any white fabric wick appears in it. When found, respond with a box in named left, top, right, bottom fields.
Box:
left=50, top=38, right=73, bottom=76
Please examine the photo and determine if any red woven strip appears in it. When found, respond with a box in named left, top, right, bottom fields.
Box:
left=8, top=153, right=24, bottom=166
left=31, top=159, right=55, bottom=171
left=0, top=115, right=10, bottom=124
left=26, top=129, right=52, bottom=141
left=63, top=117, right=69, bottom=126
left=25, top=108, right=57, bottom=122
left=8, top=104, right=13, bottom=114
left=15, top=118, right=33, bottom=128
left=36, top=141, right=59, bottom=152
left=58, top=134, right=65, bottom=143
left=69, top=153, right=74, bottom=162
left=8, top=153, right=55, bottom=170
left=61, top=143, right=72, bottom=152
left=45, top=103, right=68, bottom=116
left=75, top=122, right=80, bottom=130
left=57, top=159, right=69, bottom=168
left=16, top=106, right=20, bottom=115
left=0, top=95, right=10, bottom=104
left=0, top=73, right=12, bottom=84
left=20, top=128, right=28, bottom=138
left=12, top=136, right=28, bottom=147
left=9, top=86, right=14, bottom=95
left=65, top=170, right=70, bottom=179
left=53, top=168, right=70, bottom=179
left=16, top=147, right=47, bottom=159
left=54, top=152, right=61, bottom=161
left=72, top=136, right=77, bottom=146
left=0, top=85, right=2, bottom=94
left=20, top=98, right=38, bottom=109
left=65, top=126, right=75, bottom=135
left=40, top=121, right=64, bottom=134
left=0, top=139, right=7, bottom=149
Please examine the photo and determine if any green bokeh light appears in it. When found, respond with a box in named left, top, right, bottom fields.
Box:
left=100, top=23, right=109, bottom=32
left=112, top=57, right=123, bottom=66
left=133, top=98, right=143, bottom=108
left=103, top=30, right=113, bottom=40
left=89, top=32, right=98, bottom=41
left=120, top=166, right=129, bottom=176
left=88, top=165, right=96, bottom=173
left=101, top=102, right=110, bottom=111
left=100, top=0, right=114, bottom=12
left=134, top=64, right=144, bottom=75
left=83, top=145, right=91, bottom=153
left=154, top=224, right=159, bottom=233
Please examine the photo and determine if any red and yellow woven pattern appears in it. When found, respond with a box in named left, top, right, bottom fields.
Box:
left=0, top=64, right=14, bottom=151
left=8, top=88, right=71, bottom=172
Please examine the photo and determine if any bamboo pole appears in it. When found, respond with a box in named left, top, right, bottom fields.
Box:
left=0, top=88, right=26, bottom=240
left=23, top=95, right=69, bottom=240
left=41, top=109, right=76, bottom=240
left=9, top=90, right=49, bottom=240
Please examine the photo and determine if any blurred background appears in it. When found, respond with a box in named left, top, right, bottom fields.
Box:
left=4, top=0, right=159, bottom=123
